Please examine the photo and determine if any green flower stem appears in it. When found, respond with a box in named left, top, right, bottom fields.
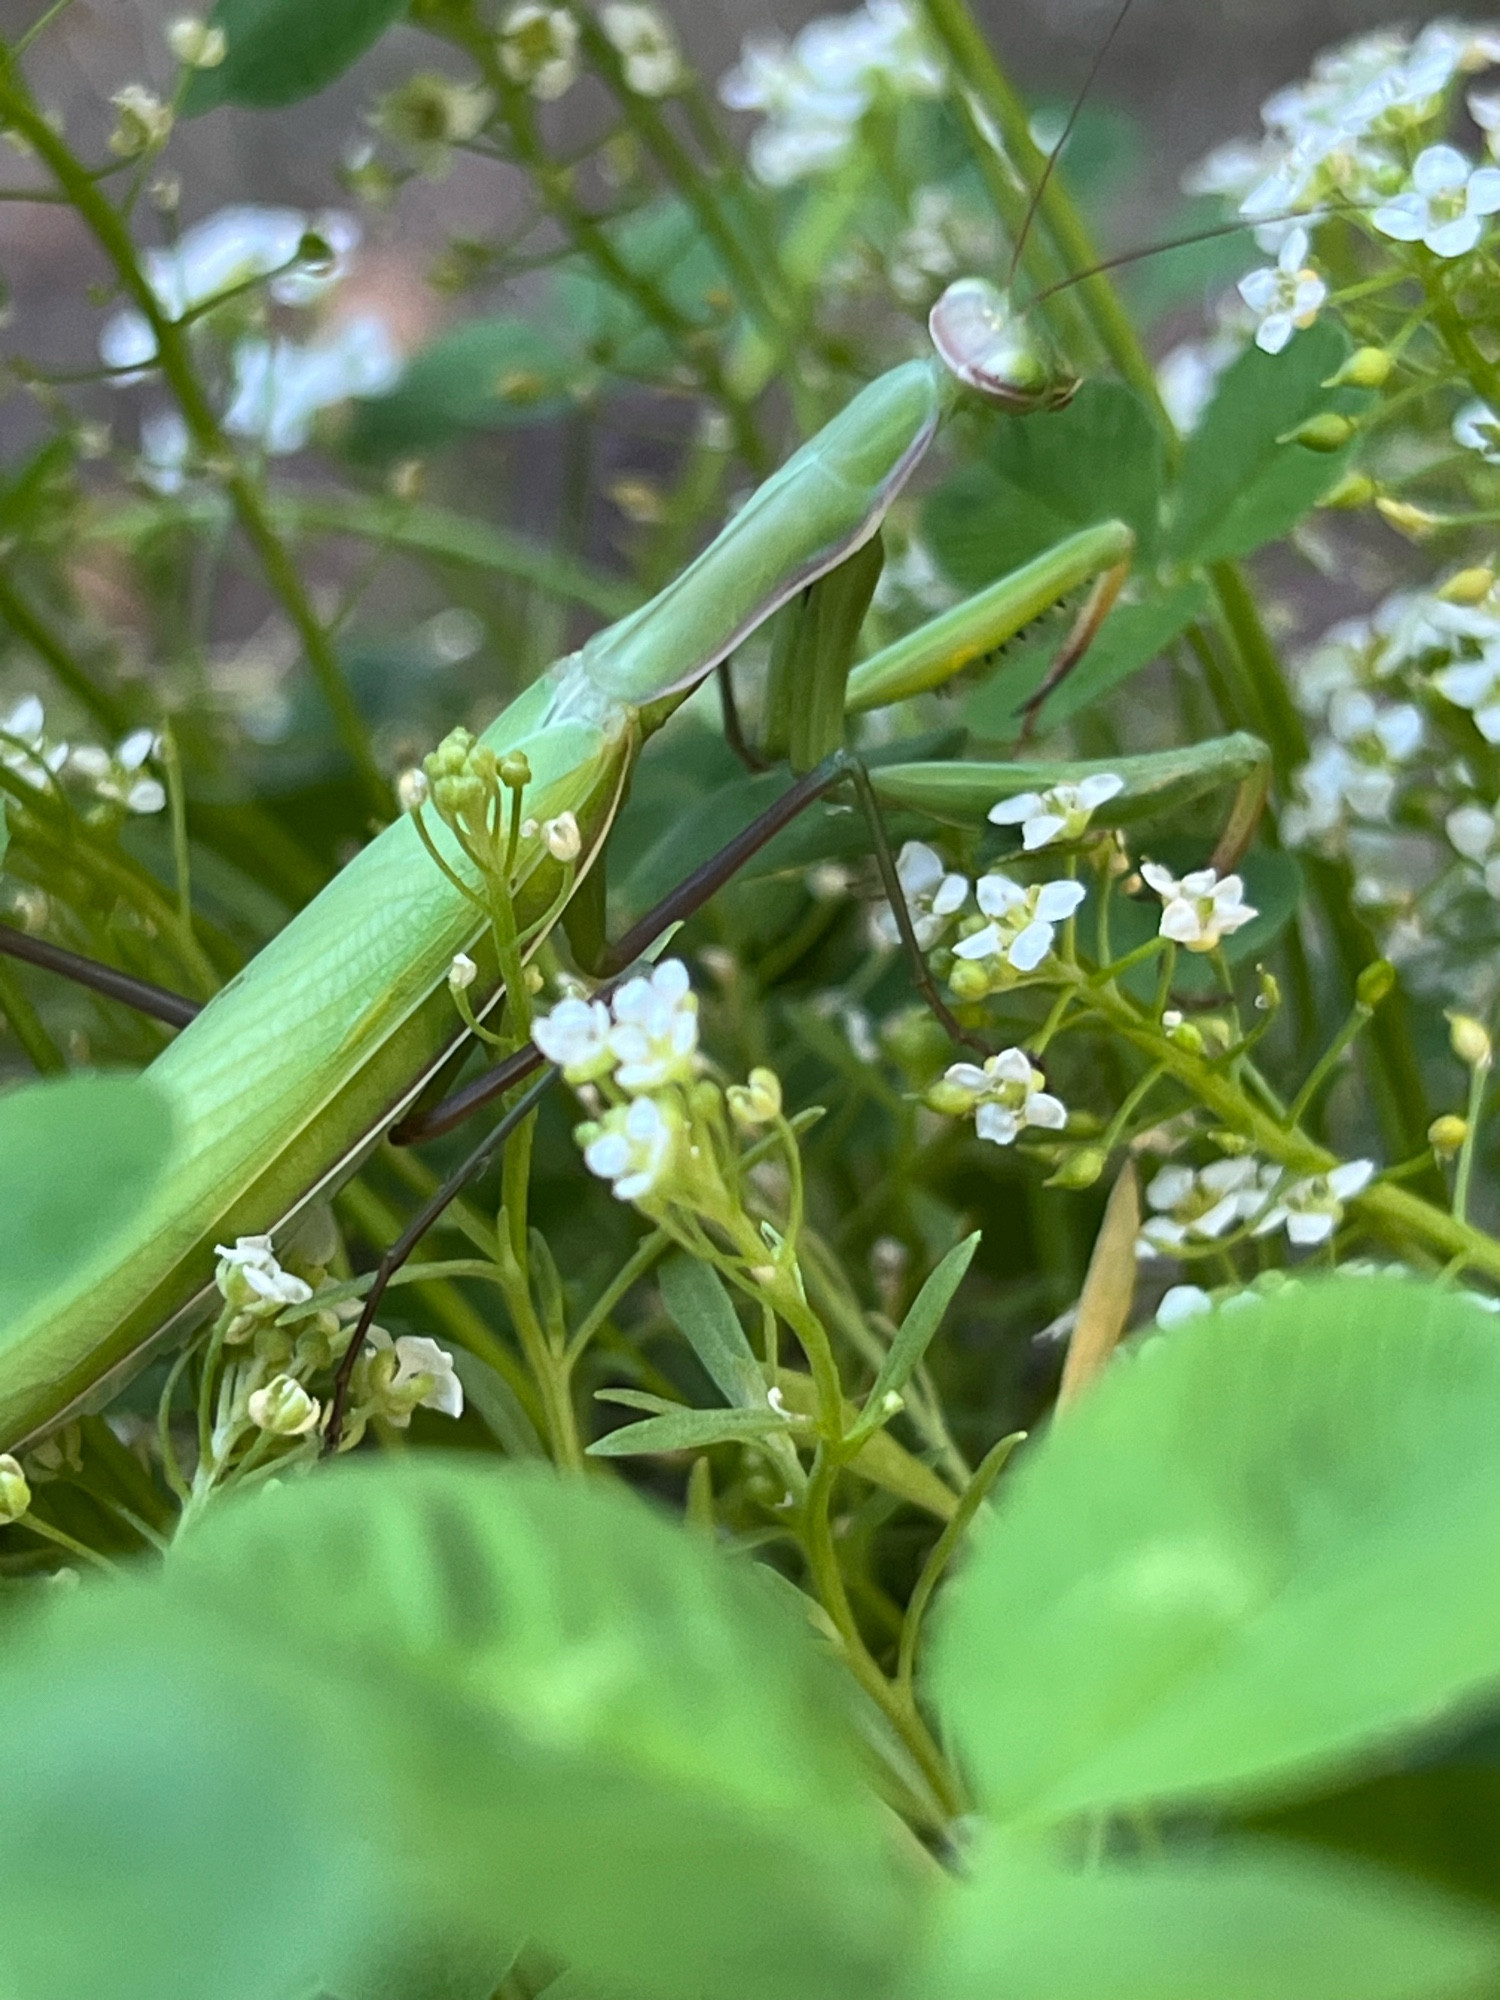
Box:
left=897, top=1428, right=1026, bottom=1690
left=14, top=1511, right=118, bottom=1572
left=0, top=66, right=390, bottom=815
left=1285, top=1000, right=1373, bottom=1131
left=1453, top=1060, right=1490, bottom=1228
left=1081, top=970, right=1500, bottom=1284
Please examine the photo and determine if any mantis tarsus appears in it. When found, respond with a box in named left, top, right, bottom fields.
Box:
left=0, top=274, right=1269, bottom=1454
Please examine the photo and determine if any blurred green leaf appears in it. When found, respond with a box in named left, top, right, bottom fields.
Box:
left=588, top=1404, right=797, bottom=1456
left=183, top=0, right=409, bottom=110
left=171, top=1457, right=915, bottom=2000
left=1165, top=323, right=1369, bottom=564
left=347, top=318, right=579, bottom=460
left=924, top=382, right=1163, bottom=591
left=931, top=1277, right=1500, bottom=1825
left=659, top=1254, right=766, bottom=1408
left=0, top=1072, right=173, bottom=1343
left=912, top=1834, right=1500, bottom=2000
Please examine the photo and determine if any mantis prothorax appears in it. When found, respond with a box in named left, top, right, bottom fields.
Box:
left=0, top=277, right=1269, bottom=1452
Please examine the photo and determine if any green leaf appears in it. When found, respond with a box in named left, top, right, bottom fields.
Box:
left=588, top=1404, right=797, bottom=1457
left=963, top=581, right=1209, bottom=741
left=659, top=1254, right=765, bottom=1408
left=1165, top=323, right=1369, bottom=564
left=924, top=381, right=1163, bottom=591
left=931, top=1277, right=1500, bottom=1826
left=913, top=1834, right=1500, bottom=2000
left=183, top=0, right=409, bottom=111
left=0, top=1072, right=173, bottom=1347
left=346, top=318, right=578, bottom=460
left=861, top=1233, right=978, bottom=1421
left=0, top=1589, right=375, bottom=2000
left=171, top=1458, right=915, bottom=2000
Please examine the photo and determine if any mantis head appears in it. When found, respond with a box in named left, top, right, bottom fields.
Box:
left=929, top=276, right=1080, bottom=415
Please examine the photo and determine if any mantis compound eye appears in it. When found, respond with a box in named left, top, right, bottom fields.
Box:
left=929, top=276, right=1079, bottom=413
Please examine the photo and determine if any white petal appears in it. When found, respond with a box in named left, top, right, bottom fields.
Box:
left=1140, top=862, right=1179, bottom=897
left=988, top=1048, right=1034, bottom=1085
left=1027, top=1091, right=1067, bottom=1130
left=1156, top=1284, right=1213, bottom=1327
left=1034, top=878, right=1087, bottom=921
left=1255, top=313, right=1295, bottom=356
left=1469, top=166, right=1500, bottom=214
left=1078, top=772, right=1125, bottom=809
left=1159, top=899, right=1203, bottom=944
left=953, top=923, right=1003, bottom=960
left=1371, top=194, right=1429, bottom=240
left=1286, top=1209, right=1336, bottom=1245
left=1237, top=267, right=1281, bottom=313
left=932, top=872, right=970, bottom=916
left=1426, top=214, right=1482, bottom=258
left=895, top=840, right=945, bottom=896
left=1021, top=813, right=1067, bottom=851
left=974, top=1103, right=1019, bottom=1145
left=1414, top=144, right=1470, bottom=194
left=975, top=872, right=1026, bottom=917
left=1327, top=1158, right=1375, bottom=1199
left=988, top=791, right=1042, bottom=825
left=1006, top=920, right=1054, bottom=972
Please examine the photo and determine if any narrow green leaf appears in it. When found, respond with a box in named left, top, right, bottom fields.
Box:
left=924, top=381, right=1164, bottom=590
left=659, top=1254, right=765, bottom=1408
left=183, top=0, right=410, bottom=111
left=588, top=1405, right=796, bottom=1457
left=1165, top=323, right=1370, bottom=564
left=861, top=1233, right=978, bottom=1421
left=932, top=1277, right=1500, bottom=1827
left=913, top=1835, right=1500, bottom=2000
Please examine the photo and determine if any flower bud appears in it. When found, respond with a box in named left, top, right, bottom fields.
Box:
left=948, top=959, right=990, bottom=1003
left=396, top=767, right=429, bottom=812
left=1356, top=959, right=1396, bottom=1009
left=1048, top=1147, right=1106, bottom=1190
left=544, top=811, right=582, bottom=862
left=1429, top=1113, right=1469, bottom=1157
left=925, top=1079, right=978, bottom=1118
left=1318, top=471, right=1378, bottom=510
left=1439, top=566, right=1496, bottom=605
left=1164, top=1015, right=1205, bottom=1053
left=728, top=1066, right=783, bottom=1127
left=1254, top=967, right=1281, bottom=1013
left=108, top=85, right=173, bottom=158
left=1286, top=413, right=1357, bottom=452
left=0, top=1453, right=30, bottom=1524
left=166, top=15, right=227, bottom=66
left=247, top=1375, right=321, bottom=1437
left=1449, top=1013, right=1493, bottom=1070
left=448, top=951, right=478, bottom=993
left=1376, top=497, right=1441, bottom=539
left=1324, top=346, right=1393, bottom=389
left=499, top=750, right=532, bottom=790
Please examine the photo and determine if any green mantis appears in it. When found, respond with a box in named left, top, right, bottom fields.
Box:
left=0, top=283, right=1267, bottom=1450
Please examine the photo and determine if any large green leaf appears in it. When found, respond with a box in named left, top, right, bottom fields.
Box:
left=0, top=1072, right=173, bottom=1340
left=169, top=1457, right=914, bottom=2000
left=0, top=1589, right=375, bottom=2000
left=347, top=318, right=578, bottom=461
left=1165, top=322, right=1370, bottom=564
left=913, top=1835, right=1499, bottom=2000
left=931, top=1277, right=1500, bottom=1825
left=924, top=381, right=1163, bottom=592
left=183, top=0, right=409, bottom=110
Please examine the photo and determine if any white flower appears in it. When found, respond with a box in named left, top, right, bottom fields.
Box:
left=1237, top=227, right=1328, bottom=354
left=1433, top=649, right=1500, bottom=743
left=951, top=874, right=1086, bottom=986
left=872, top=840, right=969, bottom=950
left=167, top=16, right=227, bottom=67
left=1255, top=1159, right=1375, bottom=1245
left=214, top=1235, right=314, bottom=1329
left=137, top=408, right=192, bottom=493
left=1156, top=335, right=1239, bottom=436
left=222, top=315, right=401, bottom=455
left=1446, top=802, right=1500, bottom=899
left=601, top=3, right=684, bottom=96
left=543, top=810, right=582, bottom=862
left=498, top=4, right=580, bottom=100
left=1138, top=1155, right=1274, bottom=1257
left=99, top=207, right=361, bottom=374
left=583, top=1093, right=677, bottom=1202
left=988, top=773, right=1124, bottom=851
left=109, top=85, right=172, bottom=158
left=1454, top=397, right=1500, bottom=462
left=1372, top=144, right=1500, bottom=258
left=534, top=994, right=616, bottom=1083
left=0, top=696, right=68, bottom=788
left=1156, top=1283, right=1214, bottom=1328
left=607, top=958, right=700, bottom=1092
left=934, top=1047, right=1067, bottom=1147
left=448, top=952, right=478, bottom=993
left=364, top=1328, right=464, bottom=1421
left=1141, top=862, right=1257, bottom=953
left=247, top=1375, right=321, bottom=1437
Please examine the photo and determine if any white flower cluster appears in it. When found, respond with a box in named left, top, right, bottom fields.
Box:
left=498, top=4, right=580, bottom=100
left=534, top=959, right=701, bottom=1203
left=1141, top=863, right=1257, bottom=953
left=719, top=0, right=944, bottom=187
left=99, top=206, right=399, bottom=480
left=1142, top=1154, right=1376, bottom=1259
left=931, top=1048, right=1067, bottom=1148
left=0, top=697, right=165, bottom=815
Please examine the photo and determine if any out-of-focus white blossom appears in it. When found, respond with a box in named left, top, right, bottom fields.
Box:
left=1155, top=1283, right=1215, bottom=1328
left=719, top=1, right=944, bottom=187
left=601, top=3, right=684, bottom=96
left=582, top=1093, right=678, bottom=1202
left=607, top=959, right=700, bottom=1093
left=930, top=1048, right=1067, bottom=1147
left=223, top=316, right=400, bottom=455
left=1454, top=397, right=1500, bottom=461
left=1254, top=1159, right=1376, bottom=1244
left=1141, top=863, right=1257, bottom=952
left=498, top=4, right=580, bottom=100
left=1237, top=227, right=1327, bottom=353
left=1138, top=1155, right=1278, bottom=1257
left=1433, top=650, right=1500, bottom=742
left=1372, top=143, right=1500, bottom=256
left=1447, top=801, right=1500, bottom=898
left=871, top=840, right=969, bottom=950
left=988, top=773, right=1124, bottom=851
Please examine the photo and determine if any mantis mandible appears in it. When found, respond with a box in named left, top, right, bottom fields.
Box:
left=0, top=278, right=1266, bottom=1450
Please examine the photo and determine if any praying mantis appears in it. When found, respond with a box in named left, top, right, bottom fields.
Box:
left=0, top=277, right=1268, bottom=1451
